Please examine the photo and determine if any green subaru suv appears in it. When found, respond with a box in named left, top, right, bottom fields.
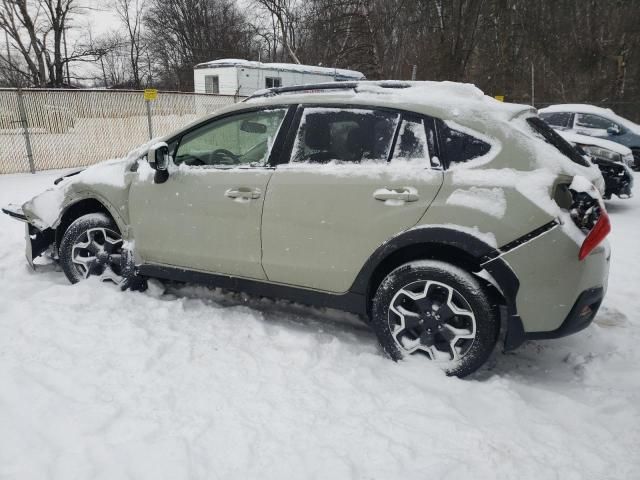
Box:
left=2, top=82, right=611, bottom=377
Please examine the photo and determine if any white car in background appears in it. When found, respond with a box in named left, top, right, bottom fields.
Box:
left=539, top=104, right=640, bottom=170
left=557, top=130, right=634, bottom=200
left=558, top=131, right=634, bottom=167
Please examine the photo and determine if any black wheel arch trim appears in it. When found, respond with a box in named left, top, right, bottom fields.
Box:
left=348, top=225, right=526, bottom=350
left=350, top=226, right=507, bottom=295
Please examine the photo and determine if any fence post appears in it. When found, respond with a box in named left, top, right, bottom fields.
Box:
left=145, top=99, right=153, bottom=139
left=16, top=88, right=36, bottom=174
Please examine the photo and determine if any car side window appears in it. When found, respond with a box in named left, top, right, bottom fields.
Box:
left=575, top=113, right=618, bottom=131
left=439, top=122, right=491, bottom=164
left=390, top=116, right=432, bottom=165
left=540, top=112, right=572, bottom=128
left=291, top=108, right=399, bottom=164
left=175, top=108, right=287, bottom=167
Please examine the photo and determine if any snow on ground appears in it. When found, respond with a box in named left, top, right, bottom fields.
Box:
left=1, top=171, right=639, bottom=480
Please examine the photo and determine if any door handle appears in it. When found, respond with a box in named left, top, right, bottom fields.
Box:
left=373, top=187, right=419, bottom=203
left=225, top=187, right=261, bottom=200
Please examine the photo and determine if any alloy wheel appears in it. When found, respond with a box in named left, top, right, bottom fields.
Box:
left=71, top=227, right=123, bottom=283
left=388, top=280, right=477, bottom=362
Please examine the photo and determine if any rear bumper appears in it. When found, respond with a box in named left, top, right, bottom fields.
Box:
left=489, top=222, right=610, bottom=351
left=505, top=287, right=604, bottom=348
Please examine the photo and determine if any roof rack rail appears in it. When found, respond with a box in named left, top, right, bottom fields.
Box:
left=245, top=81, right=412, bottom=101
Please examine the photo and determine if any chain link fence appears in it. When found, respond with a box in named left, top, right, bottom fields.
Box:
left=0, top=89, right=241, bottom=174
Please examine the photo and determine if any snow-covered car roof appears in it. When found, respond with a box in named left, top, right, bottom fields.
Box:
left=539, top=103, right=640, bottom=135
left=557, top=130, right=632, bottom=156
left=246, top=81, right=535, bottom=130
left=194, top=58, right=365, bottom=79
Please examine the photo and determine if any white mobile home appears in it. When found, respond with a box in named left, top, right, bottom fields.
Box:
left=193, top=59, right=365, bottom=96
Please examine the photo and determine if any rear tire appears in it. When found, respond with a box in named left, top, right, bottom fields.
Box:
left=370, top=260, right=498, bottom=377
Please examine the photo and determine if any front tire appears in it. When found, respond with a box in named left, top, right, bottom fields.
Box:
left=371, top=260, right=498, bottom=377
left=59, top=213, right=124, bottom=285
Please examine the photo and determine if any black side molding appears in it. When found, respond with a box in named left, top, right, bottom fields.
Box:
left=482, top=220, right=559, bottom=261
left=138, top=264, right=368, bottom=316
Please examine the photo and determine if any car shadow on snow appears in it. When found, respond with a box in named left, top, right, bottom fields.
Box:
left=149, top=279, right=624, bottom=382
left=25, top=265, right=624, bottom=382
left=159, top=280, right=380, bottom=350
left=605, top=199, right=634, bottom=214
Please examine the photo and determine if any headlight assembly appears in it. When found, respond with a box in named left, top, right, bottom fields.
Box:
left=580, top=145, right=623, bottom=163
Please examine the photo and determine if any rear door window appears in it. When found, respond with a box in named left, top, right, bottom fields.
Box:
left=390, top=115, right=440, bottom=167
left=290, top=108, right=399, bottom=164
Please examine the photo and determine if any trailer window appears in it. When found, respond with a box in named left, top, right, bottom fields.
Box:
left=266, top=77, right=282, bottom=88
left=205, top=75, right=219, bottom=94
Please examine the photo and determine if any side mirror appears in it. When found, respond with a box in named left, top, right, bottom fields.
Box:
left=148, top=142, right=170, bottom=170
left=607, top=125, right=621, bottom=136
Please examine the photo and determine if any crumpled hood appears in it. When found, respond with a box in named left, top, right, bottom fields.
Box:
left=21, top=156, right=135, bottom=229
left=19, top=137, right=165, bottom=229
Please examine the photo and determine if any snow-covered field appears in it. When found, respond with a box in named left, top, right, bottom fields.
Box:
left=1, top=170, right=639, bottom=479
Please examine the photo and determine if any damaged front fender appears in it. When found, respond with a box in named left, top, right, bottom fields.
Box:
left=2, top=204, right=56, bottom=268
left=24, top=223, right=56, bottom=268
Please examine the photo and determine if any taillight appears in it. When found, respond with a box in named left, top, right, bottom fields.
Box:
left=578, top=209, right=611, bottom=260
left=565, top=185, right=611, bottom=261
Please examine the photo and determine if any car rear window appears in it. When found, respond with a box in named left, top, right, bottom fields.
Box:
left=527, top=117, right=590, bottom=167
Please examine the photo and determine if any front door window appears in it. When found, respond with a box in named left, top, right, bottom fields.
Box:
left=175, top=109, right=287, bottom=167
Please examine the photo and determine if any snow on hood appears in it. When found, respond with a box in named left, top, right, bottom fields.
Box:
left=20, top=139, right=162, bottom=229
left=22, top=160, right=127, bottom=228
left=539, top=104, right=640, bottom=135
left=557, top=130, right=633, bottom=156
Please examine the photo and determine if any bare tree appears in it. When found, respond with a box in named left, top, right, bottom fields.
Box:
left=145, top=0, right=255, bottom=90
left=113, top=0, right=145, bottom=88
left=0, top=0, right=79, bottom=86
left=253, top=0, right=301, bottom=63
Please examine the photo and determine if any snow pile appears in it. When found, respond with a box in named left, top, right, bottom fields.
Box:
left=1, top=171, right=640, bottom=479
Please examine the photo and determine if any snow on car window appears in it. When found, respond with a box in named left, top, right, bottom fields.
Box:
left=291, top=108, right=399, bottom=164
left=391, top=117, right=430, bottom=164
